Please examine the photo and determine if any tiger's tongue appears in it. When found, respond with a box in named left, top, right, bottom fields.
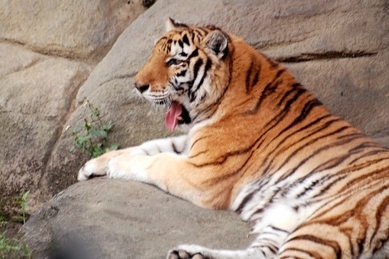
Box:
left=165, top=101, right=182, bottom=131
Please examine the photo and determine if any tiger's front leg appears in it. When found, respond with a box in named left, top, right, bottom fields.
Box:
left=78, top=135, right=188, bottom=181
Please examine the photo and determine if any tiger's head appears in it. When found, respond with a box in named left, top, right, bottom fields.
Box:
left=134, top=18, right=232, bottom=132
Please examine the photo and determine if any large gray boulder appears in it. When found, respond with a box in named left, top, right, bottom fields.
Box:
left=0, top=0, right=148, bottom=215
left=21, top=0, right=389, bottom=258
left=0, top=0, right=147, bottom=63
left=22, top=180, right=253, bottom=259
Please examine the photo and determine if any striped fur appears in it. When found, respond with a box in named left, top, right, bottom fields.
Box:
left=78, top=18, right=389, bottom=259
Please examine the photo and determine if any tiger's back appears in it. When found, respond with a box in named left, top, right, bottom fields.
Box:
left=189, top=29, right=389, bottom=258
left=79, top=18, right=389, bottom=259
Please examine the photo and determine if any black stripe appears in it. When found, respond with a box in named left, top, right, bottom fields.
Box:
left=190, top=59, right=212, bottom=102
left=261, top=117, right=342, bottom=178
left=371, top=195, right=389, bottom=252
left=246, top=81, right=278, bottom=115
left=201, top=151, right=256, bottom=187
left=288, top=235, right=342, bottom=259
left=195, top=27, right=207, bottom=36
left=277, top=86, right=305, bottom=107
left=309, top=157, right=389, bottom=200
left=252, top=67, right=260, bottom=88
left=275, top=126, right=351, bottom=183
left=340, top=166, right=389, bottom=193
left=254, top=243, right=278, bottom=254
left=182, top=34, right=190, bottom=45
left=176, top=69, right=187, bottom=77
left=245, top=59, right=261, bottom=93
left=192, top=59, right=203, bottom=83
left=269, top=225, right=289, bottom=233
left=309, top=175, right=348, bottom=199
left=246, top=69, right=286, bottom=114
left=188, top=58, right=204, bottom=101
left=171, top=142, right=180, bottom=154
left=282, top=98, right=322, bottom=134
left=348, top=148, right=389, bottom=165
left=247, top=84, right=309, bottom=153
left=191, top=75, right=231, bottom=122
left=189, top=135, right=211, bottom=151
left=278, top=248, right=319, bottom=259
left=245, top=62, right=254, bottom=93
left=141, top=148, right=150, bottom=156
left=235, top=179, right=271, bottom=213
left=288, top=138, right=384, bottom=196
left=187, top=49, right=199, bottom=59
left=258, top=114, right=332, bottom=178
left=178, top=40, right=184, bottom=49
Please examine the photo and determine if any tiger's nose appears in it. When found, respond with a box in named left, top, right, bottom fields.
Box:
left=134, top=82, right=149, bottom=93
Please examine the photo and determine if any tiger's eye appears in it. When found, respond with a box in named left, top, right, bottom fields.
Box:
left=167, top=58, right=182, bottom=67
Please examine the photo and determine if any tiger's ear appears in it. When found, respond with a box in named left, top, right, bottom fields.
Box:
left=166, top=17, right=188, bottom=32
left=203, top=30, right=229, bottom=58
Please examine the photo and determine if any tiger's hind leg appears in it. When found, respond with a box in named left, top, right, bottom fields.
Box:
left=167, top=225, right=290, bottom=259
left=277, top=186, right=389, bottom=259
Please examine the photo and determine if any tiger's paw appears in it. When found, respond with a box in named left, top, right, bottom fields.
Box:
left=78, top=150, right=123, bottom=181
left=167, top=250, right=206, bottom=259
left=167, top=245, right=209, bottom=259
left=78, top=158, right=108, bottom=181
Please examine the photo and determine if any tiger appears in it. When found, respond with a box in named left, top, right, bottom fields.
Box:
left=78, top=18, right=389, bottom=259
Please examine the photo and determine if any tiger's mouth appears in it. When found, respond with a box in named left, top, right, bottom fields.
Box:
left=165, top=101, right=191, bottom=131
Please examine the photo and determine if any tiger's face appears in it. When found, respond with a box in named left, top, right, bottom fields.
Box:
left=134, top=18, right=231, bottom=131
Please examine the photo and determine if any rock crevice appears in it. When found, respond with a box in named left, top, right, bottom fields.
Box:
left=277, top=50, right=378, bottom=63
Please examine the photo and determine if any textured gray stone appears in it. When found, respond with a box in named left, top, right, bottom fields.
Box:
left=22, top=180, right=253, bottom=259
left=0, top=0, right=147, bottom=63
left=0, top=42, right=91, bottom=213
left=0, top=0, right=149, bottom=215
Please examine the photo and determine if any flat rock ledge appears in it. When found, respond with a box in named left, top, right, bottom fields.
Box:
left=22, top=179, right=253, bottom=259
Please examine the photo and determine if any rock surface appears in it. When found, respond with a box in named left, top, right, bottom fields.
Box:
left=0, top=0, right=147, bottom=64
left=5, top=0, right=389, bottom=258
left=0, top=0, right=148, bottom=215
left=22, top=180, right=253, bottom=259
left=0, top=43, right=91, bottom=214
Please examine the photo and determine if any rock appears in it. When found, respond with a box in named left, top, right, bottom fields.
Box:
left=0, top=0, right=147, bottom=64
left=0, top=0, right=150, bottom=215
left=21, top=0, right=389, bottom=258
left=22, top=180, right=254, bottom=259
left=0, top=42, right=91, bottom=214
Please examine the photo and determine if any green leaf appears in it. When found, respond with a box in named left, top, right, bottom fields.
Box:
left=91, top=107, right=100, bottom=119
left=90, top=127, right=107, bottom=138
left=21, top=190, right=30, bottom=201
left=102, top=121, right=115, bottom=132
left=75, top=135, right=93, bottom=147
left=107, top=143, right=119, bottom=151
left=92, top=145, right=104, bottom=158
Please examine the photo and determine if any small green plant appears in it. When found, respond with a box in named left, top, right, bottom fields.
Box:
left=0, top=231, right=32, bottom=258
left=70, top=100, right=119, bottom=158
left=0, top=191, right=32, bottom=258
left=0, top=215, right=5, bottom=228
left=0, top=231, right=20, bottom=254
left=14, top=190, right=30, bottom=224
